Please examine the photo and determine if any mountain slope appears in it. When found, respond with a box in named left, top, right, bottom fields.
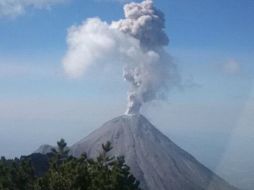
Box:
left=70, top=114, right=238, bottom=190
left=34, top=144, right=54, bottom=155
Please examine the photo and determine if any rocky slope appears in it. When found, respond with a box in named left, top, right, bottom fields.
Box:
left=70, top=114, right=238, bottom=190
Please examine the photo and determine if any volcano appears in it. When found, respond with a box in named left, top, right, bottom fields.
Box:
left=70, top=114, right=238, bottom=190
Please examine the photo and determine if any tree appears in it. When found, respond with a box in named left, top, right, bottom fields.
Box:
left=0, top=139, right=141, bottom=190
left=51, top=138, right=70, bottom=160
left=0, top=156, right=35, bottom=190
left=38, top=140, right=141, bottom=190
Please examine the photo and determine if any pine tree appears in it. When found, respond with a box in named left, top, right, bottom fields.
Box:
left=51, top=138, right=70, bottom=160
left=0, top=139, right=141, bottom=190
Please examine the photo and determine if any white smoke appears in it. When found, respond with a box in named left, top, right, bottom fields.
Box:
left=111, top=0, right=169, bottom=48
left=63, top=0, right=178, bottom=114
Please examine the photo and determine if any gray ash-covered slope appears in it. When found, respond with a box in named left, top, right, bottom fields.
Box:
left=70, top=114, right=238, bottom=190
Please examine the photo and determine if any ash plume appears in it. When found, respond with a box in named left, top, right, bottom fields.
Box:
left=62, top=0, right=178, bottom=115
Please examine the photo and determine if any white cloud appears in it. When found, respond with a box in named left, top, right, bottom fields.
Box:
left=0, top=0, right=67, bottom=18
left=94, top=0, right=132, bottom=3
left=223, top=59, right=241, bottom=75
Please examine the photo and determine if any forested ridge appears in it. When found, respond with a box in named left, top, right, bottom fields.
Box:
left=0, top=139, right=141, bottom=190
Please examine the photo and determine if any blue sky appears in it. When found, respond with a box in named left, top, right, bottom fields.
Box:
left=0, top=0, right=253, bottom=189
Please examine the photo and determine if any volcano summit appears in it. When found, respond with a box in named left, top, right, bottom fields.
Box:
left=70, top=114, right=238, bottom=190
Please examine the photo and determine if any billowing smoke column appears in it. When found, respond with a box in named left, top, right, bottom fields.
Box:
left=63, top=0, right=178, bottom=115
left=112, top=0, right=169, bottom=49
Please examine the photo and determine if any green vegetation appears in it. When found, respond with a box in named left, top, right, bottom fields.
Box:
left=0, top=139, right=141, bottom=190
